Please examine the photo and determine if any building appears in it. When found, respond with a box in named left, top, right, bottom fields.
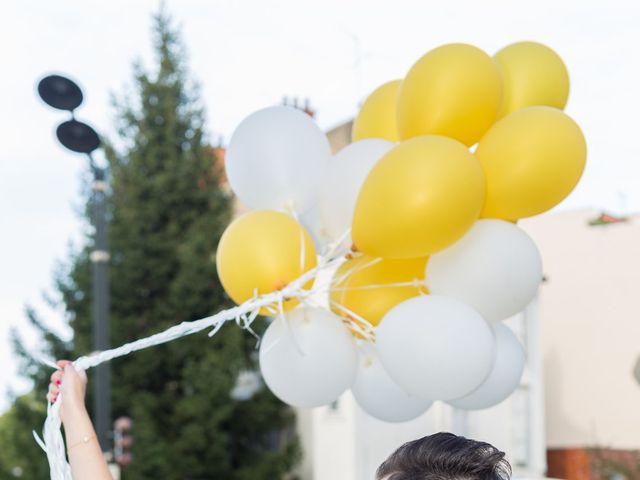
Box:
left=521, top=209, right=640, bottom=479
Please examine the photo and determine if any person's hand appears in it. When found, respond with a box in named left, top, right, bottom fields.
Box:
left=47, top=360, right=88, bottom=423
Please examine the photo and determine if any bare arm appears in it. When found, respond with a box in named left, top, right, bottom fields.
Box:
left=48, top=361, right=113, bottom=480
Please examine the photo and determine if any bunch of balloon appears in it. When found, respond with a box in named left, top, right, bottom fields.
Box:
left=216, top=41, right=586, bottom=423
left=342, top=41, right=585, bottom=417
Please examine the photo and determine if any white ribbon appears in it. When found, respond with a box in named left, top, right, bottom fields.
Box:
left=35, top=256, right=335, bottom=480
left=35, top=234, right=425, bottom=480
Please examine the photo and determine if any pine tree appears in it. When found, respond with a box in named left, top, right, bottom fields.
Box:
left=0, top=310, right=74, bottom=479
left=4, top=8, right=298, bottom=479
left=0, top=392, right=50, bottom=479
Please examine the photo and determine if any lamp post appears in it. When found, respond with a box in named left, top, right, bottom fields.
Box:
left=37, top=74, right=112, bottom=453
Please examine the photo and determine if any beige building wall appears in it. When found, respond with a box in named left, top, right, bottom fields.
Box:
left=326, top=121, right=353, bottom=154
left=521, top=209, right=640, bottom=450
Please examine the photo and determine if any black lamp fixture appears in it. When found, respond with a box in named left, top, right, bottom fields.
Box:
left=38, top=75, right=101, bottom=156
left=37, top=74, right=84, bottom=112
left=56, top=120, right=100, bottom=154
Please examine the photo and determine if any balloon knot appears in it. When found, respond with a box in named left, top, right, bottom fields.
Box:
left=274, top=280, right=288, bottom=291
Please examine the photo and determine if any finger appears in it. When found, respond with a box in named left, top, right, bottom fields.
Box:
left=63, top=363, right=81, bottom=380
left=56, top=360, right=72, bottom=370
left=47, top=386, right=59, bottom=403
left=51, top=370, right=64, bottom=384
left=49, top=388, right=60, bottom=402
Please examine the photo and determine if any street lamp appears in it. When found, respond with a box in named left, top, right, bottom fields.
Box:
left=37, top=74, right=112, bottom=453
left=37, top=74, right=83, bottom=112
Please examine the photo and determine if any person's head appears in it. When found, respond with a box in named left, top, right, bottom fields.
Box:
left=376, top=432, right=511, bottom=480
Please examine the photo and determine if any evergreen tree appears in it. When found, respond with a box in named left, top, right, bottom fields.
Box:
left=4, top=8, right=298, bottom=479
left=0, top=392, right=50, bottom=479
left=0, top=310, right=74, bottom=479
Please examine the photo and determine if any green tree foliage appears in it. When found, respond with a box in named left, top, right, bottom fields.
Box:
left=2, top=8, right=298, bottom=479
left=0, top=392, right=49, bottom=479
left=0, top=309, right=73, bottom=479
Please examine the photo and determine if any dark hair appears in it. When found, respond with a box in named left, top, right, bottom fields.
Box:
left=376, top=432, right=512, bottom=480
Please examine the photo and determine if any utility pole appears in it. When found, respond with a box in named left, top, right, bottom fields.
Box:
left=89, top=156, right=111, bottom=452
left=37, top=74, right=112, bottom=452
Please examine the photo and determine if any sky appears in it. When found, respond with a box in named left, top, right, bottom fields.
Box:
left=1, top=0, right=639, bottom=412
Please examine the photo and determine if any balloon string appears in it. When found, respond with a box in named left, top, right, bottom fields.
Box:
left=284, top=200, right=298, bottom=220
left=34, top=254, right=344, bottom=480
left=329, top=300, right=376, bottom=342
left=276, top=295, right=303, bottom=356
left=333, top=256, right=381, bottom=286
left=329, top=278, right=425, bottom=292
left=299, top=227, right=306, bottom=273
left=281, top=202, right=307, bottom=275
left=37, top=356, right=62, bottom=371
left=323, top=227, right=352, bottom=260
left=36, top=240, right=375, bottom=479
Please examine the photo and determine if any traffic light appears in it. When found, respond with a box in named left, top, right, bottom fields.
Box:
left=113, top=416, right=133, bottom=467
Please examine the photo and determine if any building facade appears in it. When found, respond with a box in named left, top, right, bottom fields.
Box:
left=522, top=210, right=640, bottom=479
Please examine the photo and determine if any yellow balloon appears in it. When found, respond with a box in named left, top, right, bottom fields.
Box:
left=331, top=255, right=428, bottom=329
left=477, top=106, right=587, bottom=220
left=495, top=41, right=570, bottom=118
left=352, top=136, right=485, bottom=258
left=397, top=44, right=502, bottom=146
left=352, top=80, right=401, bottom=142
left=216, top=210, right=317, bottom=313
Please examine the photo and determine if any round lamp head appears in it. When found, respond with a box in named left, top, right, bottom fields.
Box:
left=38, top=75, right=83, bottom=111
left=56, top=120, right=100, bottom=154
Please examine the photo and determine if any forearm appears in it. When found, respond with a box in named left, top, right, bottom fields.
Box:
left=63, top=405, right=113, bottom=480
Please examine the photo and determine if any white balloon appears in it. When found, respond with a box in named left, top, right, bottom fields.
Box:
left=298, top=202, right=331, bottom=255
left=426, top=219, right=542, bottom=322
left=226, top=106, right=331, bottom=213
left=320, top=139, right=394, bottom=246
left=448, top=323, right=526, bottom=410
left=352, top=342, right=433, bottom=422
left=376, top=295, right=495, bottom=401
left=259, top=307, right=357, bottom=408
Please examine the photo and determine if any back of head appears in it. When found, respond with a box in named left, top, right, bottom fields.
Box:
left=376, top=432, right=511, bottom=480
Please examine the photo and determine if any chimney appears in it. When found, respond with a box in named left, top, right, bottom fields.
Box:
left=281, top=96, right=315, bottom=118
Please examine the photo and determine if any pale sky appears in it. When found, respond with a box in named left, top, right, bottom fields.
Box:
left=1, top=0, right=639, bottom=411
